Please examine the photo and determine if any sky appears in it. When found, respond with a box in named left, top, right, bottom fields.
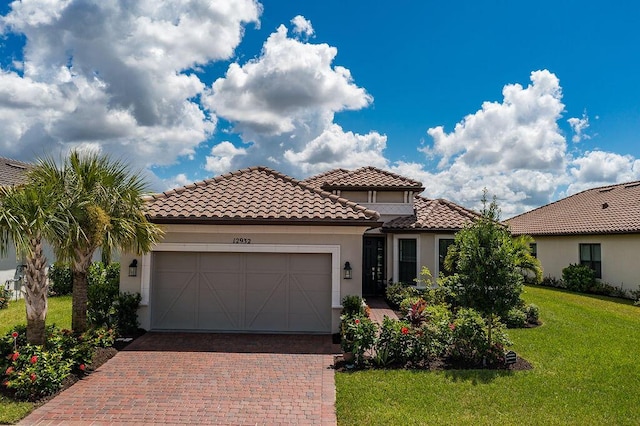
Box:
left=0, top=0, right=639, bottom=218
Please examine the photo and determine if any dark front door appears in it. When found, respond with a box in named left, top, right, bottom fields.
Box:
left=363, top=236, right=385, bottom=296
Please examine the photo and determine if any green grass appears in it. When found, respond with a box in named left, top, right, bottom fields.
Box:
left=0, top=295, right=72, bottom=424
left=336, top=286, right=640, bottom=425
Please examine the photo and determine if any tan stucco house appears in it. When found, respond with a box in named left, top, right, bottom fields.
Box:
left=508, top=180, right=640, bottom=292
left=120, top=166, right=480, bottom=334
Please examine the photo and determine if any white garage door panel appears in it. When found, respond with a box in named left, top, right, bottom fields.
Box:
left=151, top=251, right=331, bottom=333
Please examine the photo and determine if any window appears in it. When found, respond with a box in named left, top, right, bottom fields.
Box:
left=530, top=243, right=537, bottom=258
left=579, top=243, right=601, bottom=278
left=398, top=238, right=417, bottom=284
left=438, top=238, right=455, bottom=276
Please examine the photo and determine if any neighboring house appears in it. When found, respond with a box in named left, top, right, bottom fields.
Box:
left=121, top=166, right=480, bottom=334
left=507, top=181, right=640, bottom=292
left=0, top=157, right=39, bottom=285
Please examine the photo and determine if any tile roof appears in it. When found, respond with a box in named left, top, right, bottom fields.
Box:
left=145, top=166, right=381, bottom=225
left=0, top=157, right=32, bottom=186
left=382, top=196, right=480, bottom=231
left=507, top=181, right=640, bottom=235
left=303, top=166, right=424, bottom=191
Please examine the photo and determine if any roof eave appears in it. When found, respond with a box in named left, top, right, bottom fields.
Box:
left=149, top=217, right=383, bottom=227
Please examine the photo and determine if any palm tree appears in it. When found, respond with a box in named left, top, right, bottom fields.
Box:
left=511, top=234, right=543, bottom=284
left=30, top=151, right=164, bottom=333
left=0, top=182, right=69, bottom=344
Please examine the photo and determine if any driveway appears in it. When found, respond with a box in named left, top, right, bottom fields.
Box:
left=21, top=333, right=340, bottom=425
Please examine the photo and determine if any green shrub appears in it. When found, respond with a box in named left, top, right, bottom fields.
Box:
left=540, top=275, right=565, bottom=288
left=385, top=282, right=422, bottom=309
left=504, top=307, right=527, bottom=328
left=525, top=303, right=540, bottom=324
left=0, top=287, right=12, bottom=309
left=399, top=296, right=423, bottom=317
left=48, top=262, right=72, bottom=296
left=113, top=292, right=141, bottom=335
left=448, top=308, right=510, bottom=367
left=562, top=264, right=596, bottom=293
left=341, top=295, right=365, bottom=318
left=404, top=298, right=428, bottom=327
left=340, top=315, right=377, bottom=366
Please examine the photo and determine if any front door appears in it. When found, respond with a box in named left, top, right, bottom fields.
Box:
left=362, top=236, right=385, bottom=296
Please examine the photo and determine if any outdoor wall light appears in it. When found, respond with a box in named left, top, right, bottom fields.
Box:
left=343, top=261, right=352, bottom=279
left=128, top=259, right=138, bottom=277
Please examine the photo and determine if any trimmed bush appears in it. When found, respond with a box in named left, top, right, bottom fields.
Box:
left=525, top=303, right=540, bottom=324
left=504, top=307, right=527, bottom=328
left=48, top=262, right=72, bottom=296
left=341, top=295, right=365, bottom=318
left=562, top=264, right=596, bottom=293
left=113, top=292, right=141, bottom=335
left=385, top=282, right=423, bottom=309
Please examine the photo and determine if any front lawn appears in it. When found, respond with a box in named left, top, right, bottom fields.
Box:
left=0, top=295, right=72, bottom=424
left=336, top=286, right=640, bottom=425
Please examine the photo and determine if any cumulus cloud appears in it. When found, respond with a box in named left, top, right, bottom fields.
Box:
left=205, top=141, right=248, bottom=175
left=565, top=150, right=640, bottom=194
left=203, top=17, right=383, bottom=177
left=407, top=70, right=569, bottom=217
left=0, top=0, right=261, bottom=165
left=567, top=111, right=591, bottom=142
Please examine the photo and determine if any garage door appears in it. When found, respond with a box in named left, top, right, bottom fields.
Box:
left=150, top=252, right=332, bottom=333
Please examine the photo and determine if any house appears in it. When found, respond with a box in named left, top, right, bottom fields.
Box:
left=0, top=157, right=36, bottom=285
left=507, top=180, right=640, bottom=292
left=120, top=166, right=480, bottom=334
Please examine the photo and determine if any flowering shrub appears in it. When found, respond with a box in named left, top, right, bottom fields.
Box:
left=1, top=326, right=115, bottom=400
left=3, top=345, right=73, bottom=400
left=399, top=296, right=423, bottom=317
left=340, top=316, right=377, bottom=366
left=404, top=299, right=428, bottom=327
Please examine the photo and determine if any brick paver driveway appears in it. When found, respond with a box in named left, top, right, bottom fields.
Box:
left=21, top=333, right=340, bottom=425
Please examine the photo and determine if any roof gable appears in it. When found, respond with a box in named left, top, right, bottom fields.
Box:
left=383, top=196, right=480, bottom=231
left=146, top=166, right=380, bottom=224
left=0, top=157, right=32, bottom=186
left=507, top=181, right=640, bottom=235
left=304, top=166, right=424, bottom=191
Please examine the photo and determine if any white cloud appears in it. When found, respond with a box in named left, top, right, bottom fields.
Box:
left=410, top=70, right=569, bottom=217
left=205, top=141, right=248, bottom=175
left=291, top=15, right=314, bottom=38
left=0, top=0, right=261, bottom=166
left=203, top=17, right=380, bottom=177
left=567, top=111, right=591, bottom=142
left=566, top=150, right=640, bottom=194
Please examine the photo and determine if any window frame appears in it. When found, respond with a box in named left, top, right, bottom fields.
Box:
left=579, top=243, right=601, bottom=279
left=393, top=234, right=420, bottom=285
left=435, top=235, right=456, bottom=278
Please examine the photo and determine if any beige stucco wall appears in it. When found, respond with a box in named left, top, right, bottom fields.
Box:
left=376, top=191, right=405, bottom=203
left=340, top=191, right=368, bottom=202
left=120, top=223, right=371, bottom=333
left=534, top=234, right=640, bottom=291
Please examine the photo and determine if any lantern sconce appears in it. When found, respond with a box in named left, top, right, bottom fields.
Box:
left=128, top=259, right=138, bottom=277
left=343, top=261, right=352, bottom=279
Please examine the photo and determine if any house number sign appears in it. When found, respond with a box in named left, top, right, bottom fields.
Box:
left=232, top=238, right=252, bottom=244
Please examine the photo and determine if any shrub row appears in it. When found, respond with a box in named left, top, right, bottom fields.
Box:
left=539, top=264, right=638, bottom=302
left=340, top=296, right=512, bottom=369
left=0, top=325, right=114, bottom=400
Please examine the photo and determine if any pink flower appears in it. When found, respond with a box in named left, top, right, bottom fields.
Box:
left=79, top=364, right=86, bottom=371
left=11, top=332, right=18, bottom=338
left=11, top=352, right=19, bottom=362
left=354, top=319, right=360, bottom=324
left=30, top=355, right=38, bottom=364
left=30, top=373, right=36, bottom=382
left=449, top=323, right=456, bottom=331
left=401, top=327, right=409, bottom=335
left=5, top=366, right=14, bottom=375
left=2, top=380, right=9, bottom=387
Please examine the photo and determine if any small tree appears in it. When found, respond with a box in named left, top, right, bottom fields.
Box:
left=444, top=190, right=523, bottom=359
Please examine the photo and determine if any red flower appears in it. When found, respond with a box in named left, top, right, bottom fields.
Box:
left=11, top=352, right=19, bottom=362
left=2, top=380, right=9, bottom=387
left=30, top=355, right=38, bottom=364
left=401, top=327, right=409, bottom=335
left=449, top=323, right=456, bottom=331
left=5, top=366, right=14, bottom=375
left=11, top=332, right=18, bottom=338
left=79, top=364, right=86, bottom=371
left=30, top=373, right=36, bottom=382
left=354, top=319, right=360, bottom=324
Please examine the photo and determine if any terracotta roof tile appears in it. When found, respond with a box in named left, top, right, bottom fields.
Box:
left=145, top=166, right=380, bottom=224
left=304, top=166, right=424, bottom=191
left=507, top=181, right=640, bottom=235
left=0, top=157, right=31, bottom=186
left=383, top=196, right=480, bottom=231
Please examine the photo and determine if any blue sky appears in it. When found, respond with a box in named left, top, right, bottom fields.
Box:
left=0, top=1, right=639, bottom=216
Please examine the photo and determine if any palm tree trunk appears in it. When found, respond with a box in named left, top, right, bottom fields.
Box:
left=24, top=236, right=48, bottom=345
left=71, top=250, right=93, bottom=333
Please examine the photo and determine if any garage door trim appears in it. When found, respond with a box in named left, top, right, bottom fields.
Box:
left=139, top=243, right=341, bottom=308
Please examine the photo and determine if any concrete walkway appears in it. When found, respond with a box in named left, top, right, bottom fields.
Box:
left=21, top=333, right=340, bottom=425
